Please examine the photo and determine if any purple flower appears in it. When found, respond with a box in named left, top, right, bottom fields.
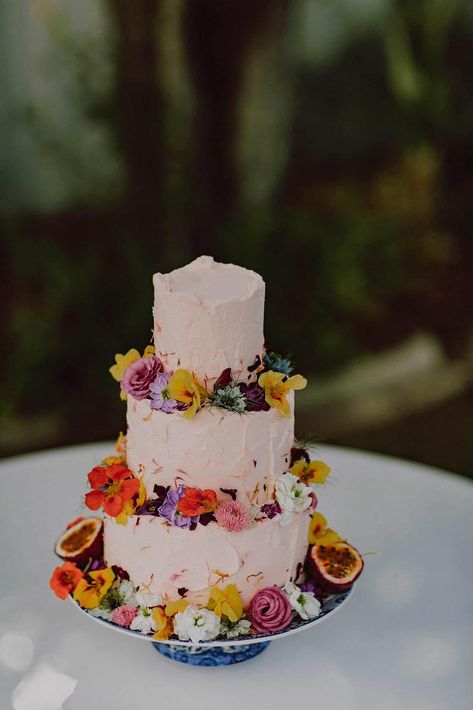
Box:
left=238, top=382, right=270, bottom=412
left=260, top=501, right=282, bottom=519
left=121, top=356, right=164, bottom=400
left=299, top=581, right=315, bottom=593
left=149, top=372, right=180, bottom=413
left=158, top=485, right=199, bottom=528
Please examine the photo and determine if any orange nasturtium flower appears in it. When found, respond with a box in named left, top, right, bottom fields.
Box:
left=152, top=607, right=174, bottom=641
left=116, top=478, right=146, bottom=526
left=85, top=464, right=140, bottom=518
left=290, top=459, right=331, bottom=485
left=167, top=369, right=207, bottom=419
left=109, top=346, right=155, bottom=400
left=258, top=371, right=307, bottom=416
left=73, top=568, right=115, bottom=609
left=207, top=584, right=243, bottom=623
left=176, top=487, right=217, bottom=517
left=308, top=512, right=343, bottom=546
left=49, top=562, right=84, bottom=600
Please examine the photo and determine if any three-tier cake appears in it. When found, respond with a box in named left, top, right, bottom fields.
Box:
left=50, top=256, right=363, bottom=643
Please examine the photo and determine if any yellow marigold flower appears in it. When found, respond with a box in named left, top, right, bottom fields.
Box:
left=165, top=599, right=189, bottom=617
left=290, top=459, right=331, bottom=485
left=152, top=607, right=173, bottom=641
left=73, top=568, right=115, bottom=609
left=308, top=511, right=342, bottom=546
left=143, top=345, right=155, bottom=358
left=207, top=584, right=243, bottom=623
left=116, top=478, right=146, bottom=526
left=167, top=369, right=207, bottom=419
left=258, top=371, right=307, bottom=417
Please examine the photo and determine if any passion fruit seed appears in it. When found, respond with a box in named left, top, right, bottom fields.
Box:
left=61, top=523, right=97, bottom=553
left=306, top=541, right=364, bottom=593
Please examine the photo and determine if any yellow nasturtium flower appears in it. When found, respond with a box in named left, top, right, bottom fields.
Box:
left=167, top=369, right=207, bottom=419
left=73, top=568, right=115, bottom=609
left=258, top=371, right=307, bottom=417
left=290, top=459, right=331, bottom=485
left=308, top=512, right=342, bottom=546
left=152, top=607, right=173, bottom=641
left=165, top=599, right=189, bottom=617
left=207, top=584, right=243, bottom=623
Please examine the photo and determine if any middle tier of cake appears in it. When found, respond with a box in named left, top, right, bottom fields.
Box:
left=126, top=393, right=295, bottom=502
left=104, top=509, right=310, bottom=606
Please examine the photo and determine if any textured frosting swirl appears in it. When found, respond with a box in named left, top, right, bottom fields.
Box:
left=153, top=256, right=265, bottom=384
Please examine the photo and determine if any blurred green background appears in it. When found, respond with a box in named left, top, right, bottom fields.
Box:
left=1, top=0, right=472, bottom=476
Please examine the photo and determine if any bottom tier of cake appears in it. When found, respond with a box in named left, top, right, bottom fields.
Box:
left=104, top=512, right=311, bottom=606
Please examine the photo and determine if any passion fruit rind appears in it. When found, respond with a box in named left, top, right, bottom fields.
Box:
left=55, top=517, right=103, bottom=567
left=305, top=540, right=364, bottom=594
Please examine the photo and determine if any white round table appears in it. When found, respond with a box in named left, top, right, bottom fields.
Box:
left=1, top=443, right=472, bottom=710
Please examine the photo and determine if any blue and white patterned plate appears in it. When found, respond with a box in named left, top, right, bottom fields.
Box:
left=70, top=587, right=353, bottom=665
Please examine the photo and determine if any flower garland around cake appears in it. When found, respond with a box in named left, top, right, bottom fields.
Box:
left=50, top=509, right=364, bottom=642
left=109, top=347, right=307, bottom=418
left=80, top=437, right=332, bottom=531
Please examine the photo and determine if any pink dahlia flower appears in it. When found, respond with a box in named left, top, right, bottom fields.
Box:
left=215, top=500, right=252, bottom=532
left=111, top=604, right=138, bottom=628
left=121, top=356, right=164, bottom=400
left=248, top=587, right=292, bottom=633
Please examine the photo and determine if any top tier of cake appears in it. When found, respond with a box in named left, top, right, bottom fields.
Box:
left=153, top=255, right=265, bottom=383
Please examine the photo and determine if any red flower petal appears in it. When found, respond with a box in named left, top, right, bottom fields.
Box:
left=201, top=489, right=217, bottom=512
left=104, top=494, right=124, bottom=517
left=85, top=489, right=105, bottom=510
left=120, top=478, right=140, bottom=501
left=107, top=464, right=133, bottom=482
left=88, top=466, right=108, bottom=489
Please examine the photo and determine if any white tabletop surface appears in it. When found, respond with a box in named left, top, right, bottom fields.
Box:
left=1, top=443, right=472, bottom=710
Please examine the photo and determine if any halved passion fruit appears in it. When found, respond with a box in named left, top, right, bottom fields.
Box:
left=306, top=541, right=363, bottom=593
left=54, top=517, right=103, bottom=568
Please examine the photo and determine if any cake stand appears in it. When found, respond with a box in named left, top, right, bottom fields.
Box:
left=70, top=587, right=353, bottom=666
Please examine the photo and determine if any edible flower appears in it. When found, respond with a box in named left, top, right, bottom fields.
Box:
left=111, top=604, right=138, bottom=628
left=116, top=478, right=146, bottom=526
left=214, top=499, right=253, bottom=532
left=165, top=599, right=189, bottom=617
left=149, top=372, right=180, bottom=413
left=308, top=511, right=342, bottom=545
left=167, top=369, right=207, bottom=419
left=263, top=351, right=294, bottom=375
left=173, top=605, right=221, bottom=643
left=158, top=486, right=199, bottom=528
left=49, top=562, right=83, bottom=600
left=207, top=584, right=244, bottom=623
left=290, top=459, right=331, bottom=485
left=258, top=370, right=307, bottom=416
left=283, top=581, right=321, bottom=620
left=85, top=464, right=140, bottom=518
left=101, top=432, right=127, bottom=466
left=73, top=568, right=115, bottom=609
left=176, top=487, right=217, bottom=517
left=248, top=587, right=292, bottom=633
left=275, top=472, right=312, bottom=513
left=121, top=355, right=164, bottom=400
left=151, top=607, right=173, bottom=640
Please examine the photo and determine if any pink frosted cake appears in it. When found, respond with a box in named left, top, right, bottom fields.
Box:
left=50, top=256, right=363, bottom=642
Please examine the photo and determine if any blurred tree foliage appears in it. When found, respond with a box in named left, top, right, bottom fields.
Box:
left=1, top=0, right=472, bottom=452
